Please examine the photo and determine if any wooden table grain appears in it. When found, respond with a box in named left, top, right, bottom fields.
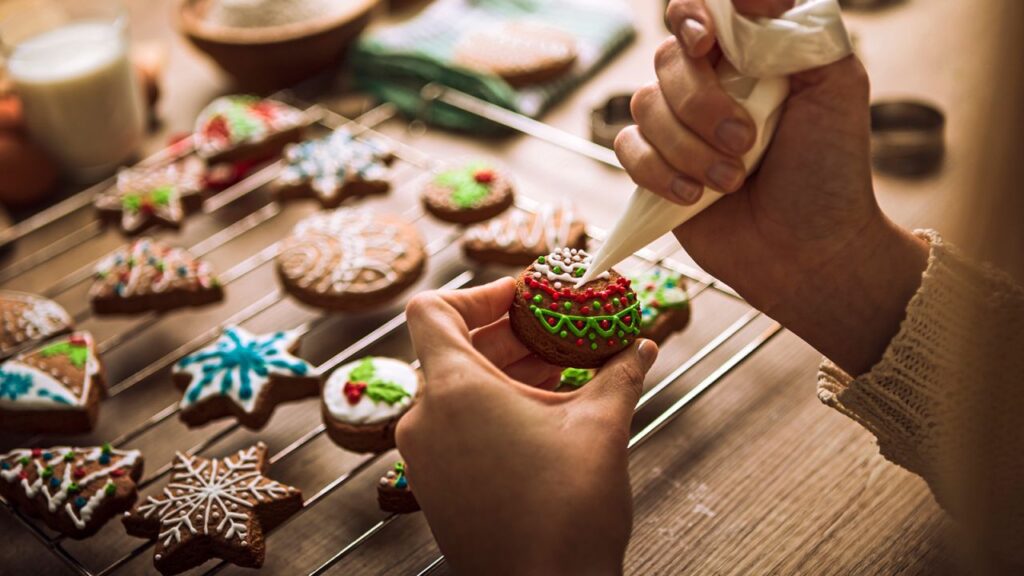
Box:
left=1, top=0, right=1001, bottom=574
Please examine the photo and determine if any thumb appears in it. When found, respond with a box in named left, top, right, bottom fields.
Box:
left=581, top=339, right=658, bottom=417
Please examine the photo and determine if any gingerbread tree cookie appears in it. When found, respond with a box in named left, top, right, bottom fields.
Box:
left=422, top=161, right=515, bottom=224
left=462, top=201, right=586, bottom=266
left=0, top=290, right=72, bottom=360
left=194, top=95, right=306, bottom=164
left=95, top=157, right=206, bottom=234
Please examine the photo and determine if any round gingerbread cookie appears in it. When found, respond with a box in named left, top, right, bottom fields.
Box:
left=452, top=22, right=578, bottom=87
left=277, top=208, right=426, bottom=311
left=509, top=248, right=642, bottom=368
left=631, top=267, right=691, bottom=344
left=462, top=200, right=587, bottom=266
left=422, top=161, right=514, bottom=224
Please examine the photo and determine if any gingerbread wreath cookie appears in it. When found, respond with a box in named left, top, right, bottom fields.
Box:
left=0, top=332, right=104, bottom=434
left=174, top=326, right=320, bottom=430
left=377, top=460, right=419, bottom=514
left=631, top=267, right=690, bottom=344
left=321, top=356, right=420, bottom=453
left=509, top=248, right=642, bottom=368
left=95, top=157, right=206, bottom=234
left=123, top=442, right=302, bottom=575
left=90, top=238, right=223, bottom=315
left=0, top=290, right=73, bottom=360
left=0, top=444, right=143, bottom=539
left=194, top=95, right=306, bottom=164
left=452, top=22, right=578, bottom=87
left=422, top=161, right=515, bottom=224
left=275, top=127, right=395, bottom=209
left=277, top=208, right=426, bottom=311
left=462, top=201, right=586, bottom=266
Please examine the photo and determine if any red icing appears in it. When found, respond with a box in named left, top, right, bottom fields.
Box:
left=203, top=116, right=229, bottom=141
left=576, top=338, right=584, bottom=346
left=473, top=169, right=495, bottom=184
left=19, top=471, right=28, bottom=480
left=73, top=467, right=86, bottom=479
left=31, top=448, right=42, bottom=457
left=69, top=335, right=87, bottom=346
left=344, top=381, right=367, bottom=405
left=111, top=468, right=126, bottom=477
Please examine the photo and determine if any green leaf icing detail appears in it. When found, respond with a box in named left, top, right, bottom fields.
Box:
left=435, top=162, right=492, bottom=209
left=365, top=380, right=411, bottom=405
left=350, top=357, right=377, bottom=383
left=40, top=341, right=89, bottom=368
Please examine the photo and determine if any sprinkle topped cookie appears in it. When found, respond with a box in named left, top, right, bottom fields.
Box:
left=90, top=238, right=223, bottom=315
left=123, top=442, right=302, bottom=575
left=322, top=356, right=420, bottom=453
left=0, top=444, right=143, bottom=539
left=462, top=201, right=586, bottom=266
left=631, top=268, right=690, bottom=344
left=377, top=460, right=419, bottom=514
left=453, top=22, right=578, bottom=87
left=0, top=291, right=72, bottom=360
left=194, top=95, right=306, bottom=164
left=422, top=161, right=515, bottom=224
left=96, top=157, right=206, bottom=234
left=276, top=127, right=395, bottom=208
left=174, top=326, right=320, bottom=430
left=509, top=248, right=641, bottom=368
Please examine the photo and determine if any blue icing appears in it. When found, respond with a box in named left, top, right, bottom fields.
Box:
left=0, top=369, right=32, bottom=400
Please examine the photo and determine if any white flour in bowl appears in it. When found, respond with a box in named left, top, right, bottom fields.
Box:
left=205, top=0, right=345, bottom=28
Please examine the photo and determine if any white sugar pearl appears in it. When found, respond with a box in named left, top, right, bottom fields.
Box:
left=554, top=282, right=563, bottom=289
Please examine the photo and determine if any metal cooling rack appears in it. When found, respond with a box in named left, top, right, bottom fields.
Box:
left=0, top=86, right=781, bottom=576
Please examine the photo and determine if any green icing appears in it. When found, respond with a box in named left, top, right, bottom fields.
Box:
left=560, top=368, right=595, bottom=388
left=350, top=357, right=376, bottom=383
left=435, top=162, right=493, bottom=209
left=40, top=341, right=89, bottom=368
left=223, top=98, right=264, bottom=141
left=530, top=301, right=642, bottom=340
left=632, top=269, right=689, bottom=328
left=350, top=357, right=411, bottom=406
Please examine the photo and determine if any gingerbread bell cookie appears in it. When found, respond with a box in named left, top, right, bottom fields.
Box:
left=322, top=356, right=420, bottom=453
left=378, top=460, right=419, bottom=514
left=0, top=290, right=72, bottom=360
left=422, top=161, right=515, bottom=224
left=631, top=268, right=690, bottom=344
left=0, top=332, right=104, bottom=434
left=0, top=444, right=143, bottom=539
left=194, top=95, right=306, bottom=164
left=463, top=201, right=586, bottom=266
left=95, top=157, right=206, bottom=234
left=123, top=442, right=302, bottom=575
left=277, top=208, right=426, bottom=311
left=174, top=326, right=319, bottom=430
left=90, top=238, right=223, bottom=315
left=453, top=22, right=578, bottom=87
left=509, top=248, right=642, bottom=368
left=276, top=127, right=395, bottom=209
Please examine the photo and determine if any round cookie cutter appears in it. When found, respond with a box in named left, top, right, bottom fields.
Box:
left=870, top=100, right=945, bottom=176
left=591, top=92, right=635, bottom=150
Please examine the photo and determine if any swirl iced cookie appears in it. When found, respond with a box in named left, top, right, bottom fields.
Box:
left=194, top=95, right=306, bottom=164
left=378, top=460, right=419, bottom=514
left=322, top=356, right=420, bottom=453
left=462, top=201, right=586, bottom=266
left=275, top=127, right=395, bottom=209
left=123, top=442, right=302, bottom=575
left=421, top=161, right=514, bottom=224
left=95, top=157, right=206, bottom=234
left=0, top=290, right=72, bottom=360
left=453, top=22, right=578, bottom=87
left=631, top=268, right=690, bottom=344
left=0, top=444, right=143, bottom=539
left=277, top=208, right=426, bottom=311
left=509, top=248, right=642, bottom=368
left=90, top=238, right=223, bottom=315
left=0, top=332, right=104, bottom=434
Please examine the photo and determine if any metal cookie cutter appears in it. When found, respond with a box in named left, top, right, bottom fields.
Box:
left=591, top=92, right=635, bottom=150
left=870, top=100, right=945, bottom=176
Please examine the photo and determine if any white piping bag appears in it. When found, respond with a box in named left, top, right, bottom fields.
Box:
left=579, top=0, right=853, bottom=284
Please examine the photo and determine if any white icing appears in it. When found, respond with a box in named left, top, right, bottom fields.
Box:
left=464, top=200, right=576, bottom=250
left=278, top=127, right=393, bottom=202
left=532, top=247, right=608, bottom=284
left=323, top=357, right=418, bottom=425
left=0, top=292, right=72, bottom=354
left=0, top=333, right=98, bottom=410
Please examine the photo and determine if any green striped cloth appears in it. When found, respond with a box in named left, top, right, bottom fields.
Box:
left=350, top=0, right=636, bottom=132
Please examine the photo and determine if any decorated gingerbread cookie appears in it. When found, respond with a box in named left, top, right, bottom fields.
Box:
left=509, top=248, right=642, bottom=368
left=0, top=444, right=143, bottom=539
left=123, top=442, right=302, bottom=575
left=631, top=268, right=690, bottom=344
left=453, top=22, right=578, bottom=87
left=90, top=238, right=223, bottom=315
left=276, top=127, right=395, bottom=209
left=174, top=326, right=320, bottom=430
left=377, top=460, right=419, bottom=514
left=0, top=290, right=73, bottom=360
left=95, top=157, right=207, bottom=234
left=462, top=201, right=586, bottom=266
left=421, top=161, right=515, bottom=224
left=321, top=356, right=420, bottom=453
left=277, top=208, right=426, bottom=311
left=0, top=332, right=104, bottom=434
left=194, top=95, right=306, bottom=164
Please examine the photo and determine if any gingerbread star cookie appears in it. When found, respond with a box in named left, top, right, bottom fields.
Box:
left=421, top=161, right=515, bottom=224
left=123, top=442, right=302, bottom=575
left=462, top=200, right=587, bottom=266
left=0, top=332, right=104, bottom=434
left=453, top=22, right=578, bottom=87
left=95, top=157, right=207, bottom=234
left=377, top=460, right=419, bottom=514
left=0, top=290, right=73, bottom=360
left=0, top=444, right=143, bottom=539
left=276, top=127, right=395, bottom=209
left=194, top=95, right=306, bottom=164
left=90, top=238, right=223, bottom=315
left=631, top=267, right=690, bottom=344
left=174, top=326, right=320, bottom=430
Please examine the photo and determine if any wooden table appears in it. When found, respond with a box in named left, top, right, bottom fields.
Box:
left=1, top=0, right=1000, bottom=574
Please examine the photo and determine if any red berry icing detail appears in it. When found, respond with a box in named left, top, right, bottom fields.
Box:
left=73, top=467, right=86, bottom=479
left=344, top=381, right=368, bottom=405
left=600, top=319, right=610, bottom=330
left=19, top=471, right=28, bottom=480
left=624, top=316, right=632, bottom=324
left=576, top=338, right=584, bottom=346
left=110, top=468, right=126, bottom=477
left=473, top=169, right=495, bottom=184
left=580, top=306, right=590, bottom=314
left=31, top=448, right=42, bottom=457
left=549, top=302, right=559, bottom=311
left=547, top=317, right=557, bottom=326
left=603, top=303, right=614, bottom=312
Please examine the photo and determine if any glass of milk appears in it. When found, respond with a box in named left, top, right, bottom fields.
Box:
left=1, top=0, right=144, bottom=182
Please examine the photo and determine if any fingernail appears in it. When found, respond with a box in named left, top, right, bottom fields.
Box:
left=716, top=119, right=754, bottom=154
left=670, top=176, right=703, bottom=204
left=638, top=340, right=658, bottom=372
left=708, top=160, right=745, bottom=192
left=679, top=18, right=707, bottom=53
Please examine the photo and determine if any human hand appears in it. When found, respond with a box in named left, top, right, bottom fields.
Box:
left=398, top=278, right=658, bottom=576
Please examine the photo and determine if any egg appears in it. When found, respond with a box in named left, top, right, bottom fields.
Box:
left=0, top=94, right=23, bottom=133
left=0, top=132, right=59, bottom=208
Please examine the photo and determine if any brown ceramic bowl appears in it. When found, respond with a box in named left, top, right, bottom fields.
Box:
left=177, top=0, right=379, bottom=92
